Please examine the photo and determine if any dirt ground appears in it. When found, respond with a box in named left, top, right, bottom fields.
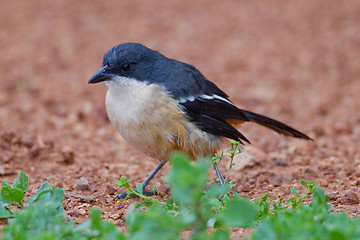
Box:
left=1, top=0, right=360, bottom=234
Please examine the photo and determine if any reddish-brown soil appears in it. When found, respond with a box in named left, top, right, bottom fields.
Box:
left=1, top=0, right=359, bottom=234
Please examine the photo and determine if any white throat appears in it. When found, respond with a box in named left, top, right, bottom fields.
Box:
left=105, top=76, right=155, bottom=127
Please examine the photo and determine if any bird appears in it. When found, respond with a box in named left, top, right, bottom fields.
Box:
left=88, top=42, right=312, bottom=199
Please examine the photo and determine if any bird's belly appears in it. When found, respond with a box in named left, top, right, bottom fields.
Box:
left=105, top=80, right=220, bottom=161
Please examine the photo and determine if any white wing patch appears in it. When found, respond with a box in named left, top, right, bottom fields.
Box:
left=200, top=94, right=234, bottom=105
left=177, top=94, right=234, bottom=105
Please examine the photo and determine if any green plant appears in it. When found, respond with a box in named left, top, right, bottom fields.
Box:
left=1, top=171, right=29, bottom=218
left=255, top=180, right=316, bottom=219
left=115, top=152, right=360, bottom=240
left=251, top=188, right=360, bottom=240
left=121, top=152, right=259, bottom=239
left=2, top=144, right=360, bottom=239
left=1, top=171, right=125, bottom=239
left=114, top=176, right=158, bottom=202
left=212, top=140, right=242, bottom=183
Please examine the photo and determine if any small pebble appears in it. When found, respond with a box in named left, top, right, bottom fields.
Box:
left=21, top=137, right=34, bottom=148
left=319, top=179, right=328, bottom=187
left=106, top=184, right=116, bottom=195
left=341, top=191, right=359, bottom=205
left=61, top=146, right=75, bottom=164
left=78, top=208, right=87, bottom=215
left=110, top=212, right=122, bottom=220
left=67, top=211, right=75, bottom=216
left=76, top=178, right=90, bottom=191
left=275, top=158, right=286, bottom=166
left=29, top=145, right=41, bottom=158
left=77, top=203, right=90, bottom=208
left=327, top=192, right=338, bottom=201
left=271, top=177, right=283, bottom=187
left=240, top=184, right=251, bottom=192
left=277, top=140, right=289, bottom=149
left=233, top=152, right=260, bottom=170
left=0, top=167, right=16, bottom=176
left=354, top=180, right=360, bottom=186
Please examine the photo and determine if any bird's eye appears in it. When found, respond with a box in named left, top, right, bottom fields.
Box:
left=121, top=63, right=131, bottom=71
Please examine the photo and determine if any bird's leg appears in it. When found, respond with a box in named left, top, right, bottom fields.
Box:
left=116, top=161, right=166, bottom=199
left=213, top=163, right=232, bottom=201
left=141, top=161, right=165, bottom=190
left=213, top=163, right=225, bottom=186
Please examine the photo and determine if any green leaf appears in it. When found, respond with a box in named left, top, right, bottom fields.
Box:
left=210, top=228, right=231, bottom=240
left=0, top=206, right=13, bottom=219
left=167, top=152, right=209, bottom=207
left=308, top=180, right=316, bottom=191
left=229, top=140, right=239, bottom=146
left=290, top=187, right=297, bottom=197
left=0, top=195, right=10, bottom=207
left=114, top=176, right=131, bottom=187
left=2, top=180, right=11, bottom=188
left=2, top=194, right=72, bottom=239
left=12, top=171, right=28, bottom=193
left=206, top=182, right=232, bottom=201
left=136, top=183, right=143, bottom=195
left=217, top=154, right=229, bottom=160
left=261, top=193, right=269, bottom=202
left=89, top=207, right=102, bottom=230
left=300, top=180, right=307, bottom=187
left=28, top=181, right=50, bottom=204
left=36, top=187, right=65, bottom=207
left=1, top=186, right=24, bottom=203
left=126, top=203, right=183, bottom=240
left=219, top=198, right=258, bottom=228
left=152, top=183, right=157, bottom=196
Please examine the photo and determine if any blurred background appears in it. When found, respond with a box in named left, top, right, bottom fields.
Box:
left=1, top=0, right=359, bottom=222
left=1, top=0, right=359, bottom=133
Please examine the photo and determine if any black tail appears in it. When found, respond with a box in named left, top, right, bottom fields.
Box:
left=242, top=110, right=312, bottom=141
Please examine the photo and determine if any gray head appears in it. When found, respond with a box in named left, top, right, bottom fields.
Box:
left=88, top=43, right=166, bottom=84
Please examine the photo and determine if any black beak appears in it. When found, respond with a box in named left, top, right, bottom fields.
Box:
left=88, top=66, right=114, bottom=84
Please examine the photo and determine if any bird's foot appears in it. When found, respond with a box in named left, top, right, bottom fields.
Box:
left=115, top=189, right=157, bottom=200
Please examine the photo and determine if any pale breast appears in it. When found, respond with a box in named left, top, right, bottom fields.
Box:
left=105, top=77, right=220, bottom=161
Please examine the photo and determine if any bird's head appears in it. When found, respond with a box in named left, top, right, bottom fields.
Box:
left=88, top=43, right=163, bottom=85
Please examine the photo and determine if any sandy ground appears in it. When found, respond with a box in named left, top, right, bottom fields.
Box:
left=1, top=0, right=360, bottom=235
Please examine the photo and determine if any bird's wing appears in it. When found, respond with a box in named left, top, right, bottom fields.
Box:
left=179, top=95, right=251, bottom=144
left=158, top=62, right=250, bottom=143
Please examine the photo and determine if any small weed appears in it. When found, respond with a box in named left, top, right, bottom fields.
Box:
left=254, top=179, right=316, bottom=219
left=1, top=143, right=360, bottom=239
left=1, top=171, right=29, bottom=217
left=1, top=172, right=125, bottom=239
left=212, top=140, right=242, bottom=184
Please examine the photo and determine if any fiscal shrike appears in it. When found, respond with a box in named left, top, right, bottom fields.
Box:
left=89, top=43, right=311, bottom=199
